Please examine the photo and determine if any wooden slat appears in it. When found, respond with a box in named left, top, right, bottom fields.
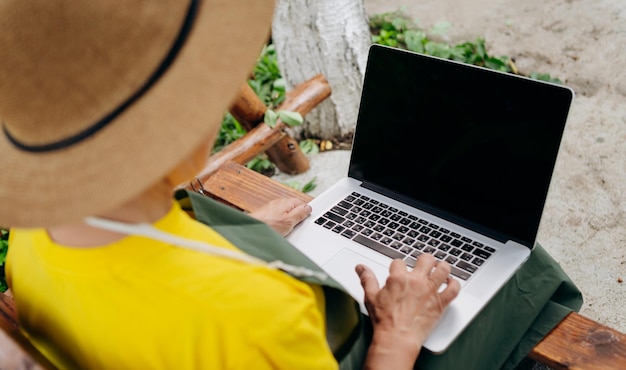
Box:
left=529, top=311, right=626, bottom=369
left=202, top=161, right=313, bottom=213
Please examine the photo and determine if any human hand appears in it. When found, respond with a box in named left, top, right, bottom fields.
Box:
left=248, top=198, right=312, bottom=236
left=357, top=254, right=460, bottom=369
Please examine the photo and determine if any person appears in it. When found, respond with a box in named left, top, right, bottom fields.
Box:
left=0, top=0, right=459, bottom=369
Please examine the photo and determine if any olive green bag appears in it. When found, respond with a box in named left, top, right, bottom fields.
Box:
left=176, top=189, right=582, bottom=370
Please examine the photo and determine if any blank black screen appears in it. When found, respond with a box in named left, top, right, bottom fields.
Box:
left=349, top=45, right=573, bottom=246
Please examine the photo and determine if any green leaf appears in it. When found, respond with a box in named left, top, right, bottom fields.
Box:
left=264, top=109, right=278, bottom=128
left=277, top=110, right=303, bottom=127
left=485, top=56, right=511, bottom=72
left=246, top=156, right=273, bottom=173
left=301, top=177, right=317, bottom=193
left=299, top=139, right=319, bottom=155
left=530, top=72, right=562, bottom=84
left=273, top=78, right=286, bottom=90
left=475, top=38, right=487, bottom=60
left=404, top=30, right=426, bottom=53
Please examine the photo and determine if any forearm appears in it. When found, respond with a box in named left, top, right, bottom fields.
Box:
left=363, top=330, right=422, bottom=370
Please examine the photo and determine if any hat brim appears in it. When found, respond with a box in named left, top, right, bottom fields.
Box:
left=0, top=0, right=274, bottom=227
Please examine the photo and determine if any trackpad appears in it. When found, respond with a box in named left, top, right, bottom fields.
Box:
left=322, top=249, right=390, bottom=311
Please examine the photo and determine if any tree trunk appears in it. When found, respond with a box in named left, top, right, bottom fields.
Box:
left=271, top=0, right=371, bottom=142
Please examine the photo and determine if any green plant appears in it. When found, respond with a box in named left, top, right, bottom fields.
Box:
left=213, top=112, right=246, bottom=154
left=263, top=109, right=303, bottom=128
left=298, top=139, right=320, bottom=155
left=248, top=44, right=286, bottom=108
left=370, top=10, right=562, bottom=82
left=0, top=229, right=9, bottom=292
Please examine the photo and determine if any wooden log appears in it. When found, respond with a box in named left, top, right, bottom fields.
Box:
left=529, top=311, right=626, bottom=369
left=229, top=74, right=332, bottom=130
left=263, top=133, right=310, bottom=175
left=225, top=74, right=332, bottom=175
left=228, top=83, right=267, bottom=131
left=265, top=74, right=331, bottom=174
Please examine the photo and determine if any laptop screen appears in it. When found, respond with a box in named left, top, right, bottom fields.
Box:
left=348, top=45, right=573, bottom=247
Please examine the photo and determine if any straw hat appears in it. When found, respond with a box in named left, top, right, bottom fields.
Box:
left=0, top=0, right=274, bottom=227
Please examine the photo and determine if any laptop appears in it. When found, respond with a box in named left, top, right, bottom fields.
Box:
left=286, top=44, right=574, bottom=354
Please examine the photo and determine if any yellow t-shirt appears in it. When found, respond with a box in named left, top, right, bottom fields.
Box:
left=7, top=202, right=338, bottom=369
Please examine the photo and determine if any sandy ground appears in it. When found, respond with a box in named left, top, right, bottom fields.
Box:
left=275, top=0, right=626, bottom=333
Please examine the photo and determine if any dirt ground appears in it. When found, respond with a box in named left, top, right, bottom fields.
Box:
left=362, top=0, right=626, bottom=332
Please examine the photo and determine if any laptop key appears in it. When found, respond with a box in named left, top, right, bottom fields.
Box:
left=450, top=248, right=462, bottom=256
left=380, top=237, right=393, bottom=245
left=324, top=211, right=345, bottom=224
left=450, top=266, right=471, bottom=280
left=331, top=206, right=348, bottom=216
left=338, top=200, right=353, bottom=209
left=472, top=248, right=492, bottom=260
left=332, top=225, right=345, bottom=234
left=457, top=260, right=478, bottom=274
left=361, top=228, right=373, bottom=236
left=345, top=212, right=358, bottom=220
left=472, top=257, right=485, bottom=266
left=351, top=224, right=364, bottom=232
left=353, top=234, right=405, bottom=260
left=461, top=243, right=474, bottom=252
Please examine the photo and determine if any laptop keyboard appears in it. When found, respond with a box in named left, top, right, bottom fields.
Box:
left=313, top=192, right=496, bottom=280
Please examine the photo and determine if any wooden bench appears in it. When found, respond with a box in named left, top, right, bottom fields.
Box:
left=1, top=74, right=625, bottom=370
